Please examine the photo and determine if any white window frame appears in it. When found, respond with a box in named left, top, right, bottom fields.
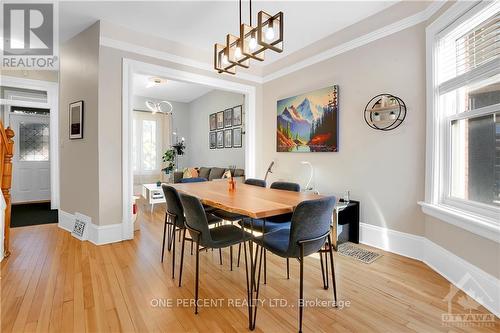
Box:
left=132, top=114, right=162, bottom=176
left=421, top=0, right=500, bottom=243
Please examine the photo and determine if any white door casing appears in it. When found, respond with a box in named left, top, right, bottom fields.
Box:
left=11, top=114, right=51, bottom=203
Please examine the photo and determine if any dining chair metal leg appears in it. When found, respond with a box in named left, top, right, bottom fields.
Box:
left=251, top=244, right=264, bottom=330
left=286, top=258, right=290, bottom=279
left=299, top=244, right=304, bottom=333
left=319, top=250, right=328, bottom=290
left=178, top=228, right=186, bottom=287
left=171, top=224, right=176, bottom=279
left=230, top=246, right=233, bottom=271
left=161, top=217, right=168, bottom=263
left=243, top=241, right=253, bottom=329
left=195, top=236, right=200, bottom=315
left=263, top=249, right=267, bottom=284
left=237, top=243, right=241, bottom=267
left=327, top=235, right=338, bottom=304
left=219, top=248, right=223, bottom=265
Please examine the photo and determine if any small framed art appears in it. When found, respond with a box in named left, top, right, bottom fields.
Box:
left=224, top=108, right=232, bottom=128
left=232, top=105, right=242, bottom=126
left=217, top=111, right=224, bottom=129
left=216, top=131, right=224, bottom=148
left=209, top=113, right=217, bottom=131
left=224, top=129, right=232, bottom=148
left=233, top=128, right=242, bottom=147
left=69, top=100, right=84, bottom=139
left=209, top=132, right=216, bottom=149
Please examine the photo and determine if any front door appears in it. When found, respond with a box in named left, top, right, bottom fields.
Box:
left=10, top=113, right=51, bottom=203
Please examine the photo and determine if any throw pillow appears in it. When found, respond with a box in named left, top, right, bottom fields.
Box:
left=199, top=167, right=211, bottom=179
left=208, top=167, right=226, bottom=180
left=222, top=169, right=232, bottom=179
left=183, top=168, right=199, bottom=179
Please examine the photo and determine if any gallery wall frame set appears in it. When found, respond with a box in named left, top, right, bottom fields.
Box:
left=209, top=104, right=243, bottom=149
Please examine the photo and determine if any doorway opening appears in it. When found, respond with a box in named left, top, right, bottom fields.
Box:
left=0, top=77, right=59, bottom=227
left=122, top=59, right=256, bottom=239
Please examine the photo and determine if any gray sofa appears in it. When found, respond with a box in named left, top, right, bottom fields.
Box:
left=173, top=167, right=245, bottom=183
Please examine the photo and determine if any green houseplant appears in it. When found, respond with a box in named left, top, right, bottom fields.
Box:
left=162, top=148, right=176, bottom=174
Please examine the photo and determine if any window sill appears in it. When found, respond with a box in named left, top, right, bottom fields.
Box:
left=418, top=202, right=500, bottom=243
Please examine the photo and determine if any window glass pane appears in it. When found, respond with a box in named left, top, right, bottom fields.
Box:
left=142, top=120, right=156, bottom=171
left=19, top=122, right=49, bottom=161
left=440, top=75, right=500, bottom=115
left=450, top=112, right=500, bottom=206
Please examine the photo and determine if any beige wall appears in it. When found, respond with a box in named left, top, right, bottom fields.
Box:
left=260, top=24, right=427, bottom=236
left=59, top=22, right=100, bottom=223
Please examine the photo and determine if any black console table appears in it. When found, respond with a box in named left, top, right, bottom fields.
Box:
left=332, top=200, right=360, bottom=250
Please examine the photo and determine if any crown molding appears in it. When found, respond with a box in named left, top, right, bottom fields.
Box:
left=100, top=37, right=264, bottom=84
left=99, top=1, right=444, bottom=85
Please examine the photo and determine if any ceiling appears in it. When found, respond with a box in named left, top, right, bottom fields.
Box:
left=60, top=1, right=398, bottom=65
left=133, top=74, right=213, bottom=103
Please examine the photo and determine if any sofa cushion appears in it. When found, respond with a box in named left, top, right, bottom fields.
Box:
left=233, top=169, right=244, bottom=177
left=198, top=167, right=211, bottom=179
left=209, top=167, right=226, bottom=180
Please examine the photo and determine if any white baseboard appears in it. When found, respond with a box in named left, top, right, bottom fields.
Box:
left=423, top=239, right=500, bottom=318
left=58, top=210, right=123, bottom=245
left=359, top=223, right=500, bottom=317
left=58, top=210, right=74, bottom=232
left=359, top=222, right=424, bottom=260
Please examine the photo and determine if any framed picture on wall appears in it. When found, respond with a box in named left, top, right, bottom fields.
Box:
left=209, top=132, right=216, bottom=149
left=209, top=113, right=217, bottom=131
left=217, top=111, right=224, bottom=129
left=216, top=131, right=224, bottom=148
left=224, top=108, right=232, bottom=128
left=233, top=128, right=242, bottom=147
left=232, top=105, right=242, bottom=126
left=69, top=100, right=84, bottom=139
left=224, top=129, right=232, bottom=148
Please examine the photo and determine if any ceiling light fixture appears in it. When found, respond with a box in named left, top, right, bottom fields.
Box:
left=146, top=77, right=167, bottom=88
left=214, top=0, right=283, bottom=75
left=145, top=100, right=173, bottom=114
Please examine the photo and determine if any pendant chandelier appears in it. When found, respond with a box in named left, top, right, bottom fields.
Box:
left=214, top=0, right=283, bottom=74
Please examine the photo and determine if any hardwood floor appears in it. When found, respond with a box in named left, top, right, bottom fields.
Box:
left=2, top=200, right=498, bottom=332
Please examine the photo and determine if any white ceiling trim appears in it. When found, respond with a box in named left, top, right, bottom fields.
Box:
left=99, top=1, right=444, bottom=85
left=100, top=37, right=264, bottom=84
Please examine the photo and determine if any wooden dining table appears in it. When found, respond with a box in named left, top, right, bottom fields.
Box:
left=170, top=180, right=324, bottom=219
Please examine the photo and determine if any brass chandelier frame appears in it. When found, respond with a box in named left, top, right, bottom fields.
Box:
left=214, top=0, right=283, bottom=74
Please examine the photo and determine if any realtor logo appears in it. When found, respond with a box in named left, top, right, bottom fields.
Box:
left=2, top=2, right=58, bottom=69
left=3, top=3, right=53, bottom=55
left=442, top=273, right=495, bottom=327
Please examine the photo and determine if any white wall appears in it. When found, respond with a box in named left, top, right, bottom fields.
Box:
left=188, top=90, right=245, bottom=169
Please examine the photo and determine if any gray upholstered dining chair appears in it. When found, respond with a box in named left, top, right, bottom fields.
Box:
left=237, top=181, right=301, bottom=281
left=211, top=178, right=266, bottom=269
left=251, top=196, right=337, bottom=333
left=178, top=193, right=252, bottom=314
left=161, top=184, right=221, bottom=281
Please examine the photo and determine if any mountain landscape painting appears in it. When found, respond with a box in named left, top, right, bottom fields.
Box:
left=277, top=85, right=339, bottom=152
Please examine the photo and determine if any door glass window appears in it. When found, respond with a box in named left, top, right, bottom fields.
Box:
left=19, top=122, right=50, bottom=161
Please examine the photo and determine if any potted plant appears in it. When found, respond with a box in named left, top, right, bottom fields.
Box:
left=162, top=148, right=176, bottom=175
